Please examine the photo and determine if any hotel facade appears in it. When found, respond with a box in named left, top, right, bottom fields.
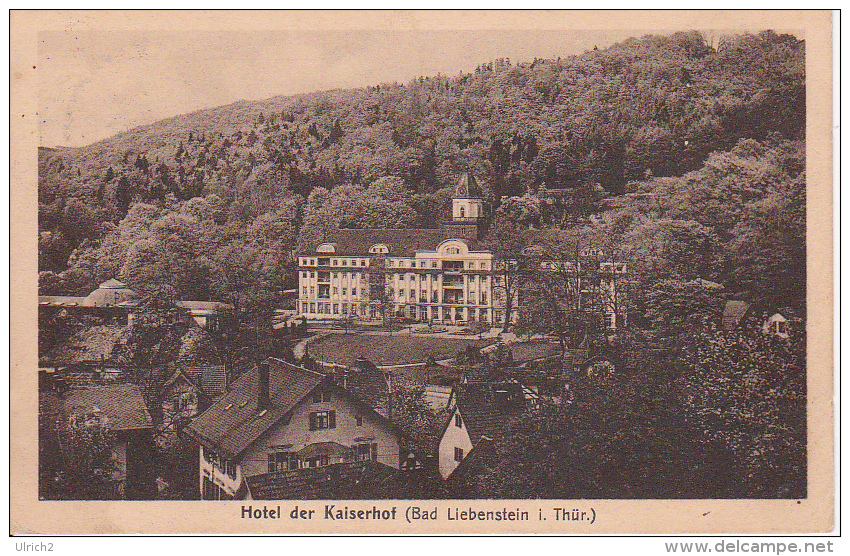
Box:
left=296, top=174, right=508, bottom=325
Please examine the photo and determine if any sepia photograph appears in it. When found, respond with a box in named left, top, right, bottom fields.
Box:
left=11, top=10, right=834, bottom=535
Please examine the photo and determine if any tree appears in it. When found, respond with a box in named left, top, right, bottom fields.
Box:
left=121, top=287, right=186, bottom=411
left=528, top=229, right=626, bottom=353
left=483, top=217, right=535, bottom=332
left=677, top=318, right=806, bottom=498
left=40, top=397, right=120, bottom=501
left=389, top=385, right=449, bottom=457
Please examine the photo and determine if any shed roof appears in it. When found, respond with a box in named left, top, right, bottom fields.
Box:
left=723, top=300, right=752, bottom=330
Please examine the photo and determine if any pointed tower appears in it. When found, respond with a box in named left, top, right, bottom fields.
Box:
left=444, top=173, right=485, bottom=239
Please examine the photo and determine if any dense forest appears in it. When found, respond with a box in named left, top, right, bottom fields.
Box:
left=39, top=30, right=804, bottom=311
left=38, top=29, right=807, bottom=500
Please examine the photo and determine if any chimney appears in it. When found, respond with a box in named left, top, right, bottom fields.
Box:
left=258, top=360, right=270, bottom=410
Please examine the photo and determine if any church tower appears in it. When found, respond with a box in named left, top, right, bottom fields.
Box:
left=444, top=173, right=485, bottom=239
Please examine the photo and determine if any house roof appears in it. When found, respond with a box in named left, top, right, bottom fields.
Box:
left=183, top=365, right=227, bottom=397
left=164, top=365, right=227, bottom=399
left=446, top=383, right=524, bottom=447
left=63, top=384, right=153, bottom=431
left=722, top=300, right=752, bottom=330
left=245, top=461, right=426, bottom=500
left=445, top=437, right=497, bottom=493
left=302, top=228, right=482, bottom=257
left=183, top=358, right=325, bottom=460
left=41, top=325, right=128, bottom=366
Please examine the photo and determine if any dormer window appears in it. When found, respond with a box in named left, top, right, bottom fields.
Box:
left=369, top=244, right=389, bottom=254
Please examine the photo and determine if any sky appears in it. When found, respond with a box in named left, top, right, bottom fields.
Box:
left=38, top=29, right=666, bottom=148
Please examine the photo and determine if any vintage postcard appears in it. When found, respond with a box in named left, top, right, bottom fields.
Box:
left=10, top=10, right=834, bottom=534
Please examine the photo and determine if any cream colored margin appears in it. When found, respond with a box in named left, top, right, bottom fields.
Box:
left=10, top=10, right=834, bottom=534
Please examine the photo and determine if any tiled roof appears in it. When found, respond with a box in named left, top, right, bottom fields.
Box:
left=184, top=365, right=227, bottom=397
left=452, top=383, right=525, bottom=446
left=303, top=228, right=483, bottom=257
left=245, top=461, right=426, bottom=500
left=63, top=384, right=153, bottom=431
left=445, top=437, right=497, bottom=494
left=164, top=365, right=227, bottom=399
left=41, top=325, right=128, bottom=366
left=183, top=358, right=325, bottom=460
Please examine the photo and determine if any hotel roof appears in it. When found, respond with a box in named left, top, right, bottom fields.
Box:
left=302, top=228, right=485, bottom=257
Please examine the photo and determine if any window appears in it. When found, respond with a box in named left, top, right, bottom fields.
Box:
left=342, top=287, right=347, bottom=296
left=342, top=259, right=347, bottom=266
left=775, top=320, right=788, bottom=335
left=352, top=288, right=357, bottom=297
left=310, top=259, right=316, bottom=266
left=172, top=392, right=195, bottom=412
left=410, top=289, right=415, bottom=299
left=356, top=442, right=378, bottom=462
left=312, top=389, right=331, bottom=403
left=333, top=272, right=339, bottom=279
left=432, top=261, right=438, bottom=268
left=460, top=207, right=465, bottom=218
left=333, top=287, right=338, bottom=295
left=310, top=286, right=315, bottom=295
left=305, top=455, right=330, bottom=468
left=268, top=450, right=298, bottom=473
left=309, top=410, right=336, bottom=430
left=361, top=260, right=366, bottom=266
left=411, top=261, right=416, bottom=268
left=355, top=414, right=363, bottom=426
left=455, top=414, right=462, bottom=428
left=333, top=303, right=339, bottom=314
left=454, top=447, right=464, bottom=462
left=447, top=247, right=460, bottom=255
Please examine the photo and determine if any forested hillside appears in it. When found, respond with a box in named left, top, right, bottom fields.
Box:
left=38, top=30, right=805, bottom=313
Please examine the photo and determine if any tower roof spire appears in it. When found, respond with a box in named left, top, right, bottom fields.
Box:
left=454, top=172, right=482, bottom=198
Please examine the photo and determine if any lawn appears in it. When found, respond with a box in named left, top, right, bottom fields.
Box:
left=507, top=340, right=561, bottom=364
left=308, top=333, right=492, bottom=366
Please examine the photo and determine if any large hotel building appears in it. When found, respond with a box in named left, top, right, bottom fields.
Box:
left=296, top=174, right=508, bottom=324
